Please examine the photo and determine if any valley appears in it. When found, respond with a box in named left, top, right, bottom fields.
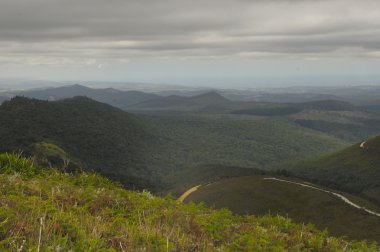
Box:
left=2, top=0, right=380, bottom=249
left=0, top=84, right=380, bottom=248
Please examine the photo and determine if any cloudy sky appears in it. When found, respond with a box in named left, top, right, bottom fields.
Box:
left=1, top=0, right=380, bottom=88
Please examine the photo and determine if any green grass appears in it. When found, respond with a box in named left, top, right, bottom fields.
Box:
left=0, top=153, right=378, bottom=251
left=185, top=175, right=380, bottom=243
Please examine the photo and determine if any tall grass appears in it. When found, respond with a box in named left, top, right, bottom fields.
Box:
left=0, top=153, right=37, bottom=176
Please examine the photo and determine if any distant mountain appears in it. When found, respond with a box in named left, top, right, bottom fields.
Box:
left=129, top=95, right=200, bottom=111
left=131, top=91, right=351, bottom=114
left=129, top=92, right=233, bottom=112
left=189, top=91, right=231, bottom=105
left=247, top=92, right=342, bottom=103
left=311, top=86, right=380, bottom=106
left=15, top=84, right=161, bottom=109
left=289, top=135, right=380, bottom=204
left=0, top=96, right=156, bottom=189
left=128, top=91, right=232, bottom=112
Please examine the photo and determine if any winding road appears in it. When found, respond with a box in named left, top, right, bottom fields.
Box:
left=178, top=177, right=380, bottom=218
left=263, top=177, right=380, bottom=217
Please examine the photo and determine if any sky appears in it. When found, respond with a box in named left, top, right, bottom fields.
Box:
left=1, top=0, right=380, bottom=88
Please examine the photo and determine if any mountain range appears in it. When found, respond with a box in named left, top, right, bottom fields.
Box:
left=0, top=85, right=380, bottom=245
left=0, top=95, right=352, bottom=192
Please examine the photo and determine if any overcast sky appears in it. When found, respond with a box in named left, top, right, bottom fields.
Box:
left=1, top=0, right=380, bottom=88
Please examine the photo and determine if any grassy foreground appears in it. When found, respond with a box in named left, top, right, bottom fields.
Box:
left=0, top=153, right=378, bottom=251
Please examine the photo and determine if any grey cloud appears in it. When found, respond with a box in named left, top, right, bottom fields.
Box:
left=0, top=0, right=380, bottom=62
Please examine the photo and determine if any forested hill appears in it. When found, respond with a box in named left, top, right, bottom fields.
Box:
left=0, top=96, right=156, bottom=189
left=289, top=135, right=380, bottom=204
left=0, top=96, right=352, bottom=193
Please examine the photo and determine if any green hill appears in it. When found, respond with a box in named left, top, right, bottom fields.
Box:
left=184, top=175, right=380, bottom=243
left=0, top=153, right=377, bottom=251
left=0, top=96, right=155, bottom=189
left=142, top=115, right=349, bottom=180
left=164, top=164, right=267, bottom=196
left=0, top=97, right=351, bottom=193
left=288, top=135, right=380, bottom=204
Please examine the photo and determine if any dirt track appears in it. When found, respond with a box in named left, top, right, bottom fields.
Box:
left=177, top=185, right=202, bottom=203
left=264, top=177, right=380, bottom=217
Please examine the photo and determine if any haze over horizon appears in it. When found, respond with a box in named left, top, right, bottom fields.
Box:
left=1, top=0, right=380, bottom=88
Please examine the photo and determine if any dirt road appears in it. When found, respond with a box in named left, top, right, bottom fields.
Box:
left=177, top=185, right=202, bottom=203
left=264, top=177, right=380, bottom=217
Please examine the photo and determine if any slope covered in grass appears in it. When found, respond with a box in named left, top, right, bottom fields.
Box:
left=0, top=153, right=377, bottom=251
left=289, top=135, right=380, bottom=204
left=185, top=176, right=380, bottom=243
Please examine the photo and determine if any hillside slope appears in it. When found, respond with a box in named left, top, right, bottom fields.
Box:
left=0, top=96, right=155, bottom=189
left=0, top=153, right=377, bottom=251
left=288, top=135, right=380, bottom=204
left=184, top=176, right=380, bottom=243
left=143, top=115, right=349, bottom=175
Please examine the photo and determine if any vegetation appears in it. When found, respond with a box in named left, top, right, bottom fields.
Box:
left=185, top=175, right=380, bottom=243
left=0, top=97, right=350, bottom=193
left=143, top=114, right=348, bottom=173
left=33, top=142, right=73, bottom=170
left=0, top=153, right=378, bottom=251
left=299, top=100, right=356, bottom=111
left=0, top=96, right=156, bottom=190
left=294, top=119, right=380, bottom=142
left=287, top=135, right=380, bottom=205
left=231, top=100, right=355, bottom=117
left=231, top=106, right=302, bottom=116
